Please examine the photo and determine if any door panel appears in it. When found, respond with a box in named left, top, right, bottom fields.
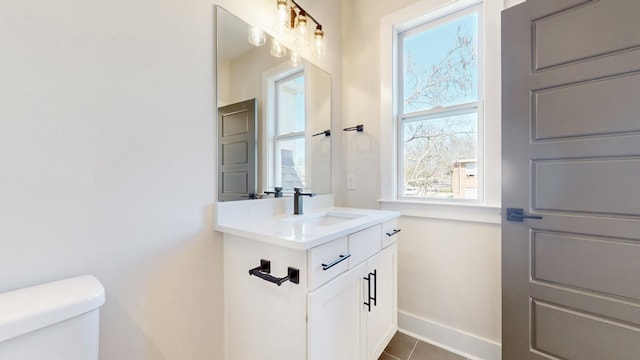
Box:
left=533, top=158, right=640, bottom=215
left=221, top=110, right=249, bottom=136
left=221, top=141, right=248, bottom=165
left=532, top=301, right=640, bottom=360
left=533, top=231, right=640, bottom=300
left=221, top=172, right=248, bottom=194
left=502, top=0, right=640, bottom=358
left=533, top=73, right=640, bottom=140
left=533, top=0, right=640, bottom=70
left=218, top=99, right=257, bottom=201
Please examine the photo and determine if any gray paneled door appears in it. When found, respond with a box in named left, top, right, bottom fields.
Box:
left=502, top=0, right=640, bottom=359
left=218, top=99, right=257, bottom=202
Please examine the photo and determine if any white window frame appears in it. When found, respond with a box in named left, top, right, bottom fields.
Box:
left=274, top=71, right=305, bottom=188
left=380, top=0, right=502, bottom=224
left=262, top=62, right=307, bottom=193
left=397, top=4, right=484, bottom=203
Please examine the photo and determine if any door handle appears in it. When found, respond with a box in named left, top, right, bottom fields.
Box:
left=506, top=208, right=542, bottom=222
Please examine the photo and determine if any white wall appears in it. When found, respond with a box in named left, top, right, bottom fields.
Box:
left=397, top=217, right=501, bottom=357
left=0, top=0, right=222, bottom=358
left=0, top=0, right=341, bottom=359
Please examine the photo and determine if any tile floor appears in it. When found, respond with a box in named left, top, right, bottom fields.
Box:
left=378, top=331, right=470, bottom=360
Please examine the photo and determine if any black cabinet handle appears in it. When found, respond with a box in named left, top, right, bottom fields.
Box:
left=371, top=269, right=377, bottom=307
left=248, top=259, right=299, bottom=286
left=363, top=273, right=372, bottom=312
left=322, top=254, right=351, bottom=271
left=385, top=229, right=401, bottom=237
left=363, top=269, right=377, bottom=312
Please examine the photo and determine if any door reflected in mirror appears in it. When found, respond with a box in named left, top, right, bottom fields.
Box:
left=216, top=6, right=331, bottom=202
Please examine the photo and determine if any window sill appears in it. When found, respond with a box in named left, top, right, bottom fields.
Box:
left=378, top=199, right=502, bottom=224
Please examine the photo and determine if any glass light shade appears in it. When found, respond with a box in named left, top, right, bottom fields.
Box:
left=276, top=0, right=287, bottom=17
left=293, top=11, right=309, bottom=47
left=312, top=26, right=325, bottom=59
left=248, top=26, right=266, bottom=46
left=274, top=0, right=289, bottom=34
left=270, top=39, right=287, bottom=58
left=290, top=52, right=301, bottom=67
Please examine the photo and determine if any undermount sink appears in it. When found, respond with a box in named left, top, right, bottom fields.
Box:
left=285, top=211, right=365, bottom=226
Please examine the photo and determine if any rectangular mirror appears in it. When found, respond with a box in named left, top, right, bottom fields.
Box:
left=216, top=6, right=331, bottom=202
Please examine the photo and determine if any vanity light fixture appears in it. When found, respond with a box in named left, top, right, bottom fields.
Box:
left=273, top=0, right=325, bottom=59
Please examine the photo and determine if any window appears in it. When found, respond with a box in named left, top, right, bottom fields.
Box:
left=381, top=0, right=501, bottom=222
left=397, top=4, right=482, bottom=201
left=273, top=71, right=306, bottom=191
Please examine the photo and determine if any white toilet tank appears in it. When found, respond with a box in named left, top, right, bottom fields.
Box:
left=0, top=275, right=105, bottom=360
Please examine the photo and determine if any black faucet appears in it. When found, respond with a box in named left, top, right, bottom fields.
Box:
left=293, top=187, right=315, bottom=215
left=264, top=187, right=283, bottom=198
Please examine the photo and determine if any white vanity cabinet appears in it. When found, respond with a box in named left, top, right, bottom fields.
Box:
left=222, top=217, right=400, bottom=360
left=364, top=242, right=397, bottom=359
left=308, top=242, right=397, bottom=360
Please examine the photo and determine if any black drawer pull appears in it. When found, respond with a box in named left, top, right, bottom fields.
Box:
left=248, top=259, right=300, bottom=286
left=386, top=229, right=401, bottom=237
left=321, top=254, right=351, bottom=271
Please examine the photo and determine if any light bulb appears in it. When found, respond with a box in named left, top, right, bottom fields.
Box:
left=277, top=0, right=287, bottom=20
left=312, top=25, right=325, bottom=59
left=294, top=10, right=309, bottom=47
left=270, top=39, right=287, bottom=58
left=248, top=26, right=266, bottom=46
left=274, top=0, right=289, bottom=34
left=290, top=52, right=301, bottom=67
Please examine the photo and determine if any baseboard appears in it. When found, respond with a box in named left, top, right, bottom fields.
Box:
left=397, top=310, right=501, bottom=360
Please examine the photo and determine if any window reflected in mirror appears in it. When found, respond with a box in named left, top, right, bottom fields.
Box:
left=274, top=71, right=306, bottom=191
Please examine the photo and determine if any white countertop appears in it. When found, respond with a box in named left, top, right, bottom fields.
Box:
left=215, top=206, right=400, bottom=250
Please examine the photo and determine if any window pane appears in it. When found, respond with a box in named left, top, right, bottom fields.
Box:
left=276, top=74, right=305, bottom=135
left=402, top=112, right=477, bottom=199
left=276, top=137, right=305, bottom=191
left=401, top=12, right=478, bottom=113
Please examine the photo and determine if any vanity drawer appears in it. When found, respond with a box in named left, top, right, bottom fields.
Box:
left=308, top=236, right=349, bottom=291
left=382, top=219, right=400, bottom=248
left=348, top=224, right=382, bottom=268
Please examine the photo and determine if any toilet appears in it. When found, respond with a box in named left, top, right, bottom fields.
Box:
left=0, top=275, right=105, bottom=360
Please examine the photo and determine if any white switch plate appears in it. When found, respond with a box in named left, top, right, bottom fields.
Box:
left=347, top=174, right=356, bottom=190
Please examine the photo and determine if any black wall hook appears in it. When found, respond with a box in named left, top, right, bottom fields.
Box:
left=343, top=124, right=364, bottom=132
